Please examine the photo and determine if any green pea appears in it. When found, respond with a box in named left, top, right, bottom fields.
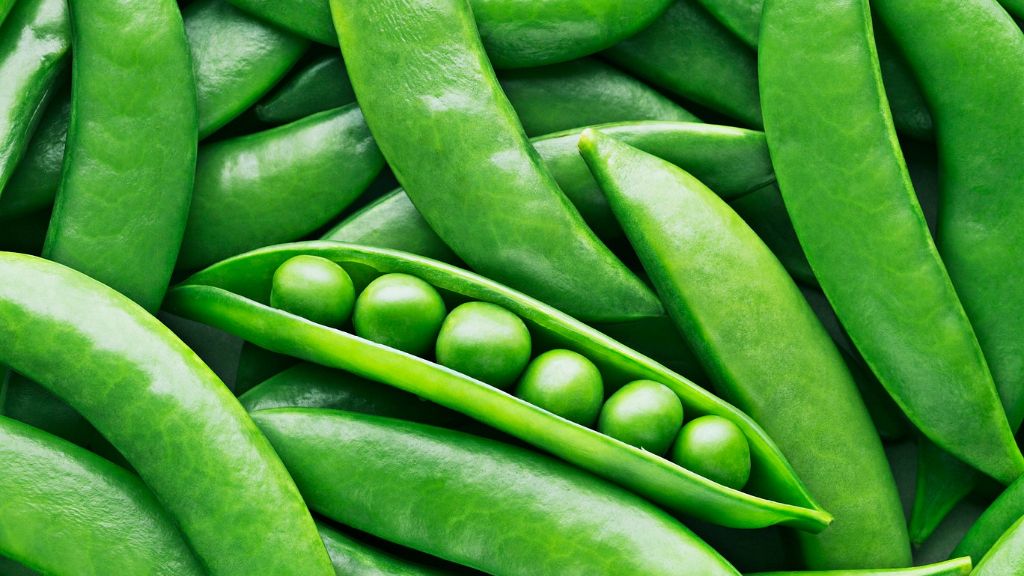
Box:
left=270, top=255, right=355, bottom=328
left=598, top=380, right=683, bottom=455
left=671, top=415, right=751, bottom=490
left=353, top=273, right=446, bottom=355
left=435, top=301, right=531, bottom=389
left=514, top=349, right=604, bottom=426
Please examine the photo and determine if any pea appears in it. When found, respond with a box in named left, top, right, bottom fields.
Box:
left=435, top=301, right=531, bottom=389
left=269, top=255, right=355, bottom=328
left=671, top=415, right=751, bottom=490
left=598, top=380, right=682, bottom=455
left=353, top=273, right=446, bottom=355
left=514, top=349, right=603, bottom=426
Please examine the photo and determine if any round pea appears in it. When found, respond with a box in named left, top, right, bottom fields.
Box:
left=435, top=301, right=532, bottom=389
left=353, top=273, right=446, bottom=355
left=270, top=255, right=355, bottom=327
left=670, top=415, right=751, bottom=490
left=514, top=349, right=603, bottom=426
left=598, top=380, right=683, bottom=455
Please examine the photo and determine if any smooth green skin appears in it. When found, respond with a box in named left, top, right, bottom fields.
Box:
left=354, top=273, right=447, bottom=356
left=578, top=130, right=907, bottom=567
left=255, top=53, right=356, bottom=124
left=0, top=0, right=69, bottom=196
left=167, top=242, right=832, bottom=531
left=972, top=516, right=1024, bottom=576
left=226, top=0, right=673, bottom=68
left=317, top=521, right=448, bottom=576
left=499, top=57, right=699, bottom=136
left=178, top=104, right=384, bottom=272
left=332, top=0, right=659, bottom=323
left=0, top=416, right=203, bottom=576
left=240, top=362, right=464, bottom=427
left=954, top=474, right=1024, bottom=563
left=253, top=408, right=739, bottom=576
left=671, top=415, right=751, bottom=491
left=184, top=0, right=308, bottom=138
left=875, top=0, right=1024, bottom=543
left=44, top=0, right=197, bottom=312
left=729, top=183, right=814, bottom=286
left=909, top=441, right=976, bottom=546
left=759, top=0, right=1021, bottom=485
left=598, top=379, right=683, bottom=455
left=605, top=0, right=762, bottom=128
left=0, top=0, right=14, bottom=27
left=0, top=82, right=67, bottom=221
left=436, top=301, right=532, bottom=390
left=696, top=0, right=761, bottom=46
left=515, top=349, right=604, bottom=426
left=0, top=253, right=332, bottom=575
left=271, top=255, right=355, bottom=327
left=749, top=558, right=972, bottom=576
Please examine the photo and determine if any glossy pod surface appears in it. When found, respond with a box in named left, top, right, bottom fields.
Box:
left=253, top=408, right=740, bottom=576
left=225, top=0, right=673, bottom=68
left=332, top=0, right=659, bottom=322
left=166, top=241, right=831, bottom=532
left=748, top=558, right=972, bottom=576
left=177, top=104, right=384, bottom=272
left=0, top=0, right=69, bottom=195
left=0, top=253, right=332, bottom=576
left=759, top=0, right=1022, bottom=485
left=0, top=416, right=203, bottom=576
left=44, top=0, right=197, bottom=312
left=316, top=521, right=448, bottom=576
left=579, top=131, right=908, bottom=569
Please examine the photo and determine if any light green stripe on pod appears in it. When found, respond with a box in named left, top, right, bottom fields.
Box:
left=760, top=0, right=1021, bottom=487
left=0, top=416, right=203, bottom=576
left=0, top=253, right=333, bottom=576
left=177, top=103, right=385, bottom=272
left=253, top=408, right=740, bottom=576
left=0, top=0, right=69, bottom=196
left=166, top=241, right=832, bottom=532
left=577, top=130, right=908, bottom=569
left=749, top=557, right=972, bottom=576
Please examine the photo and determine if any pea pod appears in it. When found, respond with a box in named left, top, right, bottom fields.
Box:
left=972, top=516, right=1024, bottom=576
left=748, top=558, right=972, bottom=576
left=0, top=0, right=69, bottom=196
left=759, top=0, right=1022, bottom=484
left=255, top=53, right=356, bottom=125
left=253, top=407, right=739, bottom=575
left=44, top=0, right=197, bottom=312
left=184, top=0, right=309, bottom=138
left=317, top=521, right=448, bottom=576
left=332, top=0, right=659, bottom=322
left=874, top=0, right=1024, bottom=542
left=0, top=0, right=14, bottom=27
left=0, top=253, right=332, bottom=576
left=998, top=0, right=1023, bottom=19
left=0, top=416, right=204, bottom=576
left=604, top=0, right=761, bottom=128
left=225, top=0, right=673, bottom=68
left=578, top=130, right=909, bottom=568
left=166, top=241, right=831, bottom=531
left=729, top=184, right=813, bottom=286
left=177, top=104, right=385, bottom=272
left=0, top=83, right=67, bottom=221
left=954, top=474, right=1024, bottom=563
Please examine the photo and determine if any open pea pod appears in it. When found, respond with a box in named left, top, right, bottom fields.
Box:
left=166, top=241, right=831, bottom=532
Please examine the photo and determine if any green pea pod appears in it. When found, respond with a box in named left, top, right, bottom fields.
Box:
left=972, top=516, right=1024, bottom=576
left=166, top=241, right=833, bottom=532
left=728, top=184, right=814, bottom=286
left=185, top=0, right=308, bottom=139
left=0, top=0, right=69, bottom=196
left=578, top=130, right=909, bottom=568
left=255, top=53, right=356, bottom=125
left=0, top=83, right=68, bottom=221
left=748, top=558, right=972, bottom=576
left=225, top=0, right=673, bottom=68
left=177, top=104, right=385, bottom=272
left=998, top=0, right=1023, bottom=19
left=954, top=472, right=1024, bottom=563
left=317, top=521, right=449, bottom=576
left=874, top=0, right=1024, bottom=542
left=695, top=0, right=761, bottom=47
left=332, top=0, right=660, bottom=322
left=0, top=416, right=204, bottom=576
left=253, top=407, right=740, bottom=575
left=759, top=0, right=1022, bottom=484
left=0, top=0, right=14, bottom=27
left=0, top=253, right=332, bottom=576
left=44, top=0, right=197, bottom=312
left=604, top=0, right=761, bottom=128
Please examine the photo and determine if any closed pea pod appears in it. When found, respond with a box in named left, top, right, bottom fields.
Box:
left=0, top=0, right=13, bottom=26
left=255, top=53, right=356, bottom=125
left=954, top=474, right=1024, bottom=563
left=748, top=558, right=972, bottom=576
left=0, top=83, right=68, bottom=221
left=316, top=521, right=449, bottom=576
left=972, top=517, right=1024, bottom=576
